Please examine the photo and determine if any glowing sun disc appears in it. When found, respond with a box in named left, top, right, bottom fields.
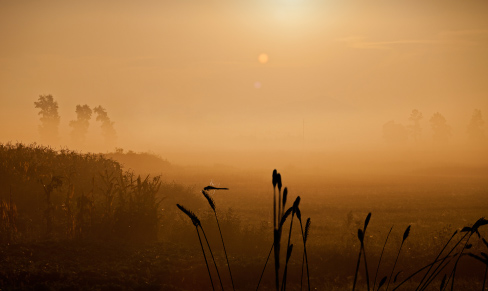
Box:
left=258, top=53, right=269, bottom=64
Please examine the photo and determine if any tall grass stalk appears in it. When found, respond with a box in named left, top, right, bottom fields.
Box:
left=297, top=208, right=311, bottom=291
left=203, top=190, right=235, bottom=290
left=391, top=254, right=455, bottom=291
left=176, top=204, right=215, bottom=291
left=373, top=226, right=393, bottom=291
left=353, top=213, right=371, bottom=291
left=281, top=244, right=294, bottom=291
left=386, top=225, right=411, bottom=291
left=273, top=171, right=283, bottom=291
left=415, top=230, right=458, bottom=291
left=200, top=226, right=225, bottom=291
left=281, top=197, right=300, bottom=290
left=256, top=243, right=274, bottom=291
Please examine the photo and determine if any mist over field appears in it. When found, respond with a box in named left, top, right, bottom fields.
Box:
left=1, top=1, right=488, bottom=290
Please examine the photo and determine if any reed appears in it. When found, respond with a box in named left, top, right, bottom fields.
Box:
left=386, top=225, right=411, bottom=291
left=176, top=204, right=215, bottom=291
left=373, top=226, right=393, bottom=291
left=353, top=212, right=372, bottom=291
left=202, top=189, right=235, bottom=291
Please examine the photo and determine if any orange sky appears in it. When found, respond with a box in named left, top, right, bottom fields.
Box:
left=1, top=1, right=488, bottom=161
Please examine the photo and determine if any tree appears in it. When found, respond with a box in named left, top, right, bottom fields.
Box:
left=408, top=109, right=423, bottom=142
left=383, top=120, right=408, bottom=144
left=69, top=105, right=92, bottom=145
left=94, top=106, right=117, bottom=146
left=34, top=95, right=60, bottom=144
left=467, top=109, right=485, bottom=143
left=430, top=112, right=451, bottom=144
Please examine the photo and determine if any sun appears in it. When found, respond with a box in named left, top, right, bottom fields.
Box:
left=258, top=53, right=269, bottom=64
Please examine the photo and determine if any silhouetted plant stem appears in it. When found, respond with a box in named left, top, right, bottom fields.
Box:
left=282, top=199, right=299, bottom=291
left=353, top=213, right=371, bottom=291
left=281, top=244, right=293, bottom=291
left=415, top=230, right=458, bottom=291
left=352, top=245, right=362, bottom=291
left=386, top=226, right=411, bottom=291
left=273, top=172, right=283, bottom=291
left=256, top=243, right=274, bottom=291
left=200, top=226, right=225, bottom=291
left=298, top=216, right=311, bottom=291
left=197, top=226, right=215, bottom=291
left=448, top=234, right=473, bottom=291
left=214, top=211, right=235, bottom=291
left=391, top=254, right=454, bottom=291
left=202, top=189, right=235, bottom=291
left=373, top=226, right=393, bottom=291
left=418, top=232, right=468, bottom=291
left=274, top=229, right=281, bottom=291
left=363, top=244, right=370, bottom=291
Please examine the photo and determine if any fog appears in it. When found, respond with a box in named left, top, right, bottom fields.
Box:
left=1, top=0, right=488, bottom=174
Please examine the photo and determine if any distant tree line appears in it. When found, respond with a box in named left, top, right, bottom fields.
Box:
left=34, top=95, right=116, bottom=147
left=383, top=109, right=485, bottom=145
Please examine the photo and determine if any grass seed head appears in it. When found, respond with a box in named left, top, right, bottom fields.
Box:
left=176, top=204, right=201, bottom=227
left=286, top=244, right=294, bottom=261
left=272, top=169, right=278, bottom=188
left=282, top=187, right=288, bottom=209
left=280, top=207, right=293, bottom=228
left=403, top=225, right=411, bottom=242
left=358, top=229, right=364, bottom=243
left=293, top=196, right=301, bottom=212
left=304, top=218, right=311, bottom=243
left=364, top=212, right=371, bottom=232
left=277, top=173, right=282, bottom=191
left=201, top=190, right=216, bottom=212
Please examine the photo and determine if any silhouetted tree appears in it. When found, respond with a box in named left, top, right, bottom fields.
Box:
left=69, top=105, right=92, bottom=145
left=430, top=112, right=451, bottom=144
left=34, top=95, right=60, bottom=144
left=94, top=106, right=117, bottom=146
left=467, top=109, right=485, bottom=143
left=383, top=120, right=408, bottom=144
left=408, top=109, right=423, bottom=142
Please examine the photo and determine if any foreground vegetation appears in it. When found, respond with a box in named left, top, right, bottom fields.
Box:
left=0, top=143, right=487, bottom=290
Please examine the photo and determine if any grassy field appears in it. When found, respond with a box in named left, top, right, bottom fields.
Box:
left=1, top=144, right=488, bottom=290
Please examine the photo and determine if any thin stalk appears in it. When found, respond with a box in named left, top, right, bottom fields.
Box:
left=282, top=211, right=295, bottom=291
left=200, top=226, right=224, bottom=291
left=274, top=186, right=277, bottom=230
left=415, top=230, right=458, bottom=291
left=274, top=229, right=281, bottom=291
left=299, top=218, right=311, bottom=291
left=256, top=243, right=274, bottom=291
left=418, top=233, right=468, bottom=291
left=386, top=242, right=404, bottom=291
left=197, top=226, right=215, bottom=291
left=214, top=211, right=235, bottom=290
left=373, top=226, right=393, bottom=291
left=449, top=235, right=472, bottom=291
left=352, top=247, right=362, bottom=291
left=392, top=254, right=454, bottom=291
left=363, top=244, right=370, bottom=291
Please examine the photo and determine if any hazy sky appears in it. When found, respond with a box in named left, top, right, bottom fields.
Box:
left=1, top=1, right=488, bottom=157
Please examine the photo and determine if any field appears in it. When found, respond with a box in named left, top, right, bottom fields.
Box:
left=1, top=144, right=488, bottom=290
